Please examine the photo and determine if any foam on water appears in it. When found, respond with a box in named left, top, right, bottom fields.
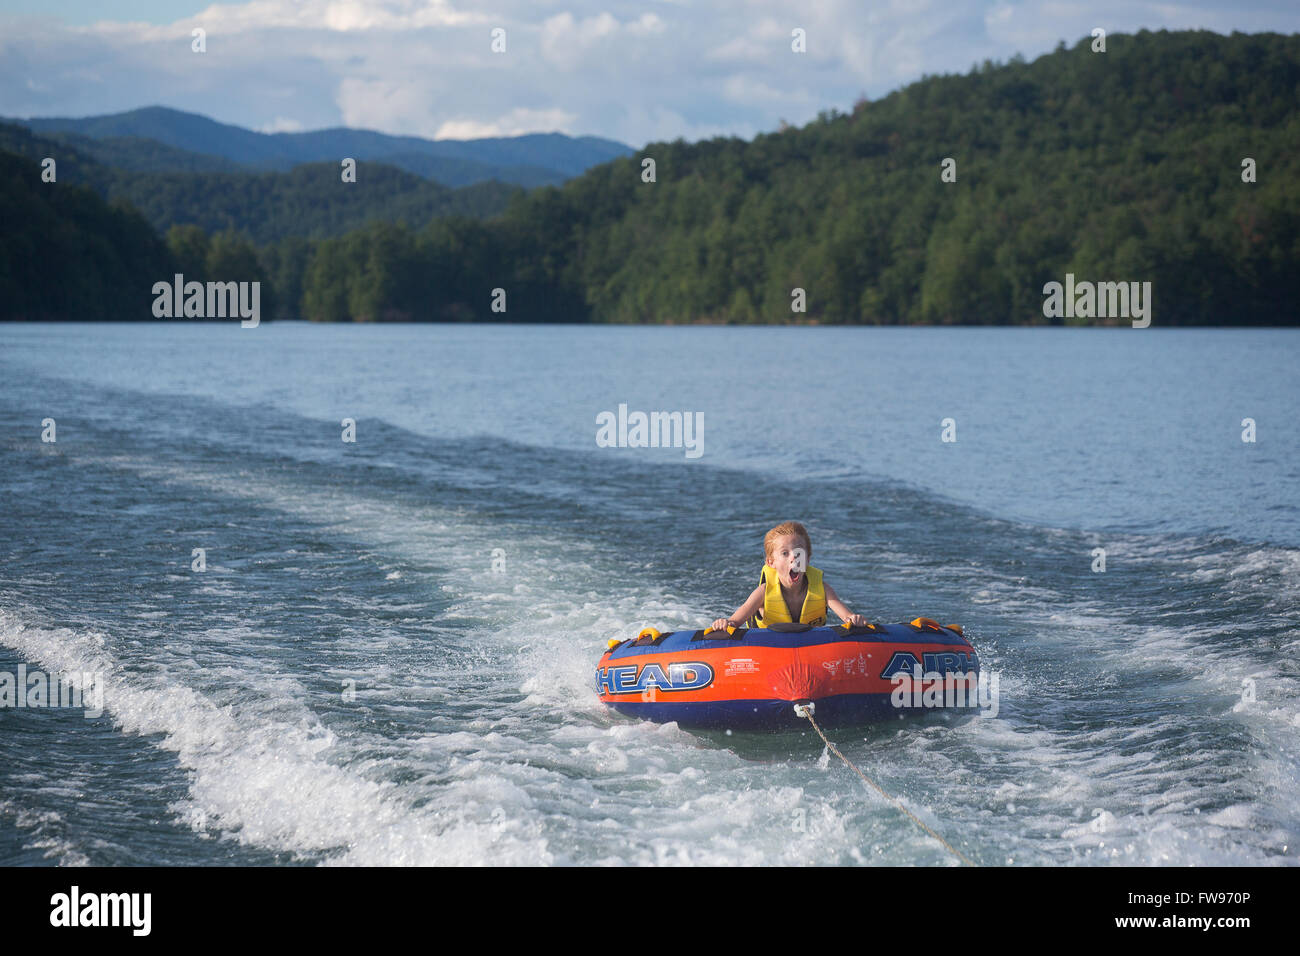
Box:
left=0, top=799, right=89, bottom=867
left=0, top=607, right=562, bottom=864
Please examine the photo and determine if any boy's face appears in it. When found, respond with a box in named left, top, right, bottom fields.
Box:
left=768, top=534, right=808, bottom=587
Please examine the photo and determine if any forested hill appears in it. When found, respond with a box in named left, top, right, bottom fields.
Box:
left=0, top=148, right=175, bottom=321
left=0, top=123, right=521, bottom=244
left=101, top=164, right=521, bottom=245
left=453, top=29, right=1297, bottom=325
left=3, top=30, right=1298, bottom=324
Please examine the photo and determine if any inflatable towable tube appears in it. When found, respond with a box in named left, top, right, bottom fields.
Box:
left=596, top=619, right=980, bottom=730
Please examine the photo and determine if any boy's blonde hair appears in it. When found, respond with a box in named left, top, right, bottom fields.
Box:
left=764, top=521, right=811, bottom=563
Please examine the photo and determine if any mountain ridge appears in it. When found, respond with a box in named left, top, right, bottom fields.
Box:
left=8, top=105, right=635, bottom=187
left=0, top=121, right=522, bottom=244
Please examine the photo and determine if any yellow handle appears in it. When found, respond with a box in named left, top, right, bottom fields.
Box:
left=610, top=626, right=662, bottom=651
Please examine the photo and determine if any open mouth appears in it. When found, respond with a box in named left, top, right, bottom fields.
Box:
left=788, top=570, right=801, bottom=583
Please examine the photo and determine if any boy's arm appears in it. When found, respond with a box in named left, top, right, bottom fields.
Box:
left=730, top=584, right=765, bottom=624
left=711, top=585, right=765, bottom=631
left=825, top=583, right=868, bottom=626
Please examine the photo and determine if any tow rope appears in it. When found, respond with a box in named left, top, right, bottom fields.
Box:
left=794, top=702, right=975, bottom=866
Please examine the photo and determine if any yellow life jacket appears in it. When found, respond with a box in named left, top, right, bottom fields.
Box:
left=749, top=564, right=826, bottom=627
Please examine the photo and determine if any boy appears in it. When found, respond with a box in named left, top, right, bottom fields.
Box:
left=710, top=521, right=869, bottom=632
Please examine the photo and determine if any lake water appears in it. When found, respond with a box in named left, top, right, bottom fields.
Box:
left=1, top=322, right=1297, bottom=865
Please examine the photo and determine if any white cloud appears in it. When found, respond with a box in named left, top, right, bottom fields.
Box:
left=603, top=103, right=736, bottom=147
left=707, top=17, right=787, bottom=64
left=258, top=115, right=306, bottom=132
left=126, top=0, right=484, bottom=34
left=721, top=73, right=814, bottom=107
left=626, top=13, right=666, bottom=37
left=335, top=74, right=440, bottom=135
left=434, top=107, right=579, bottom=140
left=540, top=11, right=651, bottom=71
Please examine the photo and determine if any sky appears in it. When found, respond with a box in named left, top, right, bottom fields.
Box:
left=1, top=1, right=1298, bottom=147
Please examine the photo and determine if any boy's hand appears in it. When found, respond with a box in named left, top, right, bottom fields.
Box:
left=709, top=618, right=735, bottom=633
left=845, top=613, right=869, bottom=627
